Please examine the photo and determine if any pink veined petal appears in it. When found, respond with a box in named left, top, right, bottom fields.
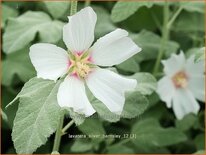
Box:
left=162, top=52, right=186, bottom=77
left=157, top=76, right=175, bottom=108
left=172, top=89, right=200, bottom=120
left=90, top=28, right=141, bottom=66
left=63, top=7, right=97, bottom=53
left=86, top=68, right=137, bottom=115
left=57, top=76, right=95, bottom=117
left=29, top=43, right=69, bottom=81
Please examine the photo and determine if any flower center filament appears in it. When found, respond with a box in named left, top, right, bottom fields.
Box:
left=68, top=52, right=92, bottom=79
left=172, top=71, right=188, bottom=88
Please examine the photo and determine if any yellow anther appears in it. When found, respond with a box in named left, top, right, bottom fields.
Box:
left=76, top=62, right=90, bottom=78
left=68, top=52, right=92, bottom=79
left=172, top=71, right=188, bottom=88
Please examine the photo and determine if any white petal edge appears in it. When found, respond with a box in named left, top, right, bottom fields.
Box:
left=157, top=76, right=175, bottom=108
left=172, top=89, right=200, bottom=120
left=185, top=55, right=205, bottom=102
left=188, top=75, right=205, bottom=102
left=185, top=55, right=204, bottom=76
left=90, top=28, right=141, bottom=66
left=29, top=43, right=69, bottom=81
left=57, top=76, right=95, bottom=117
left=63, top=7, right=97, bottom=53
left=86, top=68, right=137, bottom=115
left=162, top=51, right=186, bottom=77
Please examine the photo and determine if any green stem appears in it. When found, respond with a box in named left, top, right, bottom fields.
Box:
left=153, top=0, right=169, bottom=75
left=52, top=112, right=65, bottom=152
left=167, top=6, right=183, bottom=29
left=70, top=0, right=78, bottom=15
left=85, top=0, right=91, bottom=7
left=62, top=120, right=75, bottom=135
left=52, top=1, right=78, bottom=153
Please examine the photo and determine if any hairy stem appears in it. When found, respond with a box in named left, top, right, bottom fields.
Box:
left=62, top=120, right=75, bottom=135
left=52, top=111, right=65, bottom=152
left=153, top=0, right=169, bottom=75
left=70, top=0, right=78, bottom=15
left=167, top=6, right=183, bottom=29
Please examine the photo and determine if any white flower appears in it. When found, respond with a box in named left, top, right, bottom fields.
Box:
left=29, top=7, right=141, bottom=117
left=157, top=52, right=205, bottom=120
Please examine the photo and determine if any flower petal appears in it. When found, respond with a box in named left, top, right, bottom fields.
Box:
left=162, top=52, right=186, bottom=77
left=184, top=55, right=205, bottom=102
left=29, top=43, right=69, bottom=81
left=86, top=68, right=137, bottom=114
left=185, top=55, right=204, bottom=76
left=57, top=76, right=95, bottom=117
left=63, top=7, right=97, bottom=53
left=90, top=29, right=141, bottom=66
left=188, top=75, right=205, bottom=102
left=157, top=76, right=175, bottom=108
left=172, top=89, right=200, bottom=120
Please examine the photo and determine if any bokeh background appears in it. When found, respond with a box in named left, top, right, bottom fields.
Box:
left=1, top=1, right=205, bottom=154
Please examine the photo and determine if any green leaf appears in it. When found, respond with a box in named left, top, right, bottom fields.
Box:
left=107, top=144, right=135, bottom=154
left=93, top=6, right=116, bottom=38
left=173, top=12, right=204, bottom=33
left=116, top=57, right=140, bottom=73
left=2, top=47, right=35, bottom=86
left=194, top=150, right=206, bottom=154
left=3, top=11, right=64, bottom=54
left=12, top=78, right=62, bottom=153
left=43, top=1, right=70, bottom=19
left=66, top=109, right=85, bottom=126
left=2, top=4, right=18, bottom=28
left=71, top=139, right=93, bottom=153
left=195, top=47, right=205, bottom=63
left=175, top=114, right=197, bottom=131
left=194, top=134, right=205, bottom=150
left=130, top=72, right=157, bottom=95
left=88, top=91, right=121, bottom=122
left=121, top=91, right=149, bottom=119
left=78, top=117, right=105, bottom=143
left=180, top=2, right=205, bottom=14
left=111, top=1, right=153, bottom=22
left=131, top=118, right=187, bottom=147
left=131, top=30, right=179, bottom=62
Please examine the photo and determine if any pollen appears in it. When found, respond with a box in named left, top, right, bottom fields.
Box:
left=172, top=71, right=188, bottom=88
left=68, top=52, right=92, bottom=79
left=76, top=62, right=91, bottom=78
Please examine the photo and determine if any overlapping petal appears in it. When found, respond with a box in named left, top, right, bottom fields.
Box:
left=29, top=43, right=69, bottom=81
left=90, top=29, right=141, bottom=66
left=86, top=68, right=137, bottom=114
left=57, top=76, right=95, bottom=116
left=63, top=7, right=97, bottom=53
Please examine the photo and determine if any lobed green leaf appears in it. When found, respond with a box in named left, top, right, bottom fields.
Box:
left=3, top=11, right=64, bottom=54
left=11, top=78, right=62, bottom=153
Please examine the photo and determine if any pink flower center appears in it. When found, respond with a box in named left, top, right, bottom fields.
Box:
left=172, top=71, right=188, bottom=88
left=68, top=52, right=93, bottom=79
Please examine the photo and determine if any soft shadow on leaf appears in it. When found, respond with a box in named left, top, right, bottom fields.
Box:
left=2, top=46, right=35, bottom=86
